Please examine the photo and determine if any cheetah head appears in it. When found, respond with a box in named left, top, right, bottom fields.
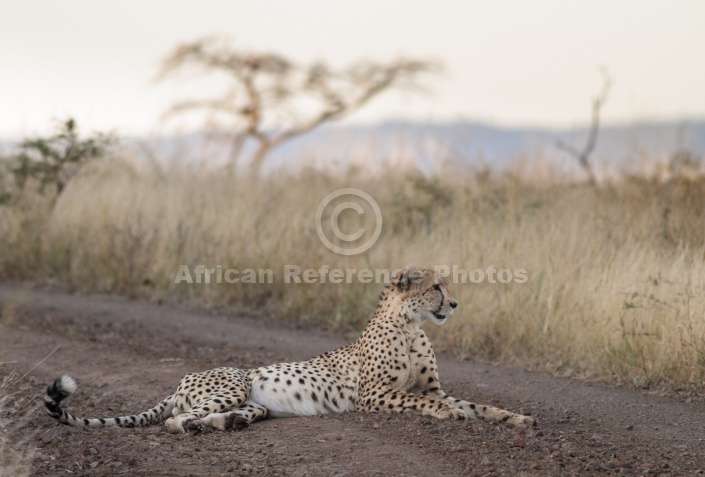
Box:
left=388, top=266, right=458, bottom=326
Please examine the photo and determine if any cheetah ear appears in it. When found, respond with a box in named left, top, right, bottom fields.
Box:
left=393, top=267, right=419, bottom=291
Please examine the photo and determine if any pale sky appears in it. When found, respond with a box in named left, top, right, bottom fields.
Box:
left=1, top=0, right=704, bottom=138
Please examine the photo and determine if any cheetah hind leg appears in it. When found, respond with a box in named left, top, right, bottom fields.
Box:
left=200, top=401, right=268, bottom=431
left=165, top=392, right=250, bottom=434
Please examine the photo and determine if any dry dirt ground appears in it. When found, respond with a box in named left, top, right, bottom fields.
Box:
left=1, top=283, right=704, bottom=476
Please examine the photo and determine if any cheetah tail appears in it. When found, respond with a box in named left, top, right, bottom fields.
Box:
left=44, top=375, right=175, bottom=429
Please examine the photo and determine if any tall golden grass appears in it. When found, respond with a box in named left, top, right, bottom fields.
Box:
left=1, top=155, right=704, bottom=389
left=0, top=372, right=36, bottom=477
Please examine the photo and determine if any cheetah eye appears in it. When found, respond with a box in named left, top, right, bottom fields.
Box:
left=433, top=284, right=441, bottom=291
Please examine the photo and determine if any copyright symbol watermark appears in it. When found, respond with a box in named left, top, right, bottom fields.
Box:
left=315, top=188, right=383, bottom=256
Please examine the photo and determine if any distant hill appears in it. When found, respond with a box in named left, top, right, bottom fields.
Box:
left=267, top=120, right=705, bottom=173
left=4, top=120, right=704, bottom=175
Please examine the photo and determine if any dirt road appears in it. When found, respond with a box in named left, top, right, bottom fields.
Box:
left=1, top=283, right=704, bottom=476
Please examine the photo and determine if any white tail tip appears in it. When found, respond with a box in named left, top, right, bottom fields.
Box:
left=59, top=375, right=77, bottom=395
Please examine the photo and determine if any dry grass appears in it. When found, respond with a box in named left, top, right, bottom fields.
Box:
left=1, top=156, right=705, bottom=390
left=0, top=371, right=36, bottom=477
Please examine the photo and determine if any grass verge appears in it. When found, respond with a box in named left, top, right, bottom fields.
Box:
left=1, top=157, right=704, bottom=390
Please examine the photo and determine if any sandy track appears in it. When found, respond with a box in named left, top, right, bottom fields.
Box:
left=1, top=283, right=704, bottom=476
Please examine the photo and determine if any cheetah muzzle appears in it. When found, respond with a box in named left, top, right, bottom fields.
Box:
left=44, top=266, right=538, bottom=433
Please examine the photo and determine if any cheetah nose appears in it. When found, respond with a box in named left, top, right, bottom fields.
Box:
left=450, top=301, right=458, bottom=309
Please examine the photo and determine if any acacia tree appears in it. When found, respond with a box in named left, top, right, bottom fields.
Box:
left=156, top=37, right=440, bottom=174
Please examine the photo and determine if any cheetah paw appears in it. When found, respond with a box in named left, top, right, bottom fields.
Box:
left=184, top=418, right=206, bottom=434
left=438, top=407, right=467, bottom=420
left=506, top=414, right=538, bottom=427
left=522, top=415, right=538, bottom=427
left=224, top=414, right=249, bottom=432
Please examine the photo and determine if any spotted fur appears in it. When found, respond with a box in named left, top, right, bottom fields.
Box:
left=45, top=266, right=536, bottom=433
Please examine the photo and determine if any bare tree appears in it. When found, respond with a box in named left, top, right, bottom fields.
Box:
left=157, top=37, right=440, bottom=175
left=557, top=69, right=612, bottom=187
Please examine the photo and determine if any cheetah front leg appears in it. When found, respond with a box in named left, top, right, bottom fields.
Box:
left=444, top=397, right=536, bottom=426
left=357, top=331, right=466, bottom=420
left=409, top=331, right=537, bottom=427
left=358, top=385, right=466, bottom=420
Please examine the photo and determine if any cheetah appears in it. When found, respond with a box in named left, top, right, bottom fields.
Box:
left=45, top=266, right=537, bottom=433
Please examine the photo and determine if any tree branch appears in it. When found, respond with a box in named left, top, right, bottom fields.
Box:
left=556, top=69, right=612, bottom=187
